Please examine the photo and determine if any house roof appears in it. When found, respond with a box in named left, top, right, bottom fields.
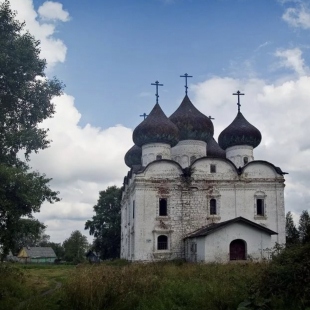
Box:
left=18, top=247, right=57, bottom=258
left=185, top=217, right=278, bottom=239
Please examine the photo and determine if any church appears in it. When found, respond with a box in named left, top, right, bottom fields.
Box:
left=121, top=76, right=286, bottom=263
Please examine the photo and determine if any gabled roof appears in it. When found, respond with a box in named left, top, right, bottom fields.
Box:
left=18, top=247, right=56, bottom=258
left=185, top=217, right=278, bottom=239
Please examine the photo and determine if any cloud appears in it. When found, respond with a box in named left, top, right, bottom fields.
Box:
left=0, top=0, right=69, bottom=69
left=38, top=1, right=70, bottom=22
left=282, top=2, right=310, bottom=29
left=275, top=48, right=308, bottom=75
left=31, top=94, right=133, bottom=242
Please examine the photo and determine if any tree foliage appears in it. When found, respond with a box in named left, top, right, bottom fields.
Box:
left=63, top=230, right=88, bottom=264
left=0, top=1, right=63, bottom=259
left=85, top=186, right=122, bottom=260
left=285, top=211, right=299, bottom=246
left=299, top=210, right=310, bottom=244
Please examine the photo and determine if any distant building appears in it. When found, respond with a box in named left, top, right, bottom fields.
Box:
left=121, top=86, right=286, bottom=263
left=17, top=247, right=57, bottom=263
left=85, top=250, right=100, bottom=263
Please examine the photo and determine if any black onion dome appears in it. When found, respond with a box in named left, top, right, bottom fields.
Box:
left=207, top=137, right=226, bottom=158
left=124, top=145, right=142, bottom=168
left=218, top=112, right=262, bottom=150
left=169, top=95, right=214, bottom=142
left=133, top=103, right=179, bottom=147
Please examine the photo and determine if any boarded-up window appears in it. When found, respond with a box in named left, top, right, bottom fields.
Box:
left=157, top=235, right=168, bottom=250
left=257, top=199, right=264, bottom=216
left=210, top=199, right=217, bottom=215
left=159, top=198, right=167, bottom=216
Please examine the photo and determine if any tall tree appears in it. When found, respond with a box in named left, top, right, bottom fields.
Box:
left=85, top=186, right=122, bottom=260
left=298, top=210, right=310, bottom=244
left=285, top=211, right=299, bottom=246
left=0, top=1, right=63, bottom=259
left=63, top=230, right=88, bottom=264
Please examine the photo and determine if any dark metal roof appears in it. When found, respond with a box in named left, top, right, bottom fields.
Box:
left=124, top=145, right=142, bottom=168
left=19, top=247, right=56, bottom=258
left=185, top=217, right=278, bottom=239
left=169, top=95, right=214, bottom=142
left=207, top=137, right=226, bottom=158
left=133, top=103, right=179, bottom=147
left=218, top=112, right=262, bottom=150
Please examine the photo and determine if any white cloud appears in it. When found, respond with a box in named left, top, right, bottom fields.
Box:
left=31, top=94, right=133, bottom=242
left=0, top=0, right=69, bottom=69
left=282, top=3, right=310, bottom=28
left=38, top=1, right=69, bottom=22
left=275, top=48, right=308, bottom=75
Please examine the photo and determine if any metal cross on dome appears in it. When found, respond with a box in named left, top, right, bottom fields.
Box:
left=180, top=73, right=193, bottom=95
left=151, top=81, right=163, bottom=104
left=140, top=113, right=148, bottom=120
left=233, top=90, right=245, bottom=112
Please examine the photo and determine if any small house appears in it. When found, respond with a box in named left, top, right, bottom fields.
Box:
left=17, top=247, right=57, bottom=263
left=85, top=250, right=100, bottom=263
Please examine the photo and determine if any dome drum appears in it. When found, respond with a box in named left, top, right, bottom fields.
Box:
left=142, top=143, right=171, bottom=166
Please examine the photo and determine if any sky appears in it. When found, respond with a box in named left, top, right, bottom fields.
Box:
left=2, top=0, right=310, bottom=243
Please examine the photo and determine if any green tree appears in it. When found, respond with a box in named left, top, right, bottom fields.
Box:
left=285, top=211, right=299, bottom=246
left=63, top=230, right=88, bottom=264
left=0, top=1, right=63, bottom=259
left=85, top=186, right=121, bottom=260
left=298, top=210, right=310, bottom=244
left=45, top=242, right=64, bottom=259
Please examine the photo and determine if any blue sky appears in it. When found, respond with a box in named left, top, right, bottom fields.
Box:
left=4, top=0, right=310, bottom=243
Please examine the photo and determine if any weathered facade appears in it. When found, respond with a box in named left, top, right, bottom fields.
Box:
left=121, top=92, right=286, bottom=263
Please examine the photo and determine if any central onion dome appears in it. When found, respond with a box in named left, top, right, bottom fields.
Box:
left=133, top=103, right=179, bottom=147
left=207, top=137, right=226, bottom=158
left=169, top=95, right=214, bottom=142
left=218, top=112, right=262, bottom=150
left=124, top=145, right=142, bottom=168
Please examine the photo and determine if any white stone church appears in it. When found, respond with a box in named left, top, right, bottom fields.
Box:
left=121, top=84, right=286, bottom=263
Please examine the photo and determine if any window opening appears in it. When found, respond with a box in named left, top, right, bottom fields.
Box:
left=210, top=164, right=216, bottom=173
left=156, top=155, right=162, bottom=160
left=157, top=235, right=168, bottom=250
left=190, top=156, right=196, bottom=164
left=159, top=198, right=167, bottom=216
left=210, top=199, right=217, bottom=215
left=243, top=157, right=248, bottom=164
left=133, top=200, right=135, bottom=219
left=257, top=199, right=264, bottom=216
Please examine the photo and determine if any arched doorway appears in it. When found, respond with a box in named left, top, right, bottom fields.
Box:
left=230, top=239, right=246, bottom=260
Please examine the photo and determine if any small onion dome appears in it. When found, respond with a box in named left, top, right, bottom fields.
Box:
left=124, top=145, right=142, bottom=168
left=169, top=95, right=214, bottom=142
left=133, top=103, right=179, bottom=147
left=218, top=112, right=262, bottom=150
left=207, top=137, right=226, bottom=158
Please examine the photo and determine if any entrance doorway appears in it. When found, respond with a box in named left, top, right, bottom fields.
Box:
left=230, top=239, right=246, bottom=260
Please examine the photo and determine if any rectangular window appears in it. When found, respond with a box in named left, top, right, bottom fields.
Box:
left=159, top=198, right=167, bottom=216
left=210, top=164, right=216, bottom=173
left=133, top=200, right=135, bottom=219
left=257, top=199, right=264, bottom=216
left=210, top=199, right=217, bottom=215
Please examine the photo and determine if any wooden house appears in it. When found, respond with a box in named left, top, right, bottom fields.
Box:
left=17, top=247, right=57, bottom=263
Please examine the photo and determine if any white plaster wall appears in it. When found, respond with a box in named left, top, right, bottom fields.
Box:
left=226, top=145, right=254, bottom=167
left=142, top=143, right=171, bottom=166
left=171, top=140, right=206, bottom=168
left=200, top=222, right=273, bottom=263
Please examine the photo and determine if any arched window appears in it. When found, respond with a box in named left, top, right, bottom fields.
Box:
left=156, top=154, right=162, bottom=160
left=157, top=235, right=168, bottom=250
left=159, top=198, right=167, bottom=216
left=243, top=157, right=248, bottom=165
left=210, top=199, right=217, bottom=215
left=230, top=239, right=246, bottom=260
